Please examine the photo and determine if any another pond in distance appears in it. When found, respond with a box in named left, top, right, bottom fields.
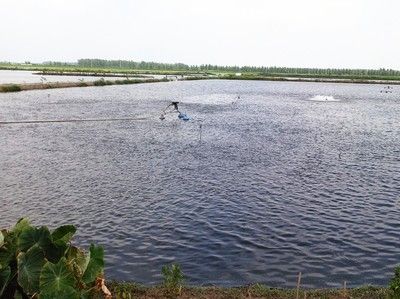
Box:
left=0, top=70, right=148, bottom=84
left=0, top=80, right=399, bottom=288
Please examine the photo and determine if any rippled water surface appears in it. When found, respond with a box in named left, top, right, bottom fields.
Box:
left=0, top=80, right=399, bottom=287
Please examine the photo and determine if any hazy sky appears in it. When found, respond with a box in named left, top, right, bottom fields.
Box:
left=1, top=0, right=399, bottom=69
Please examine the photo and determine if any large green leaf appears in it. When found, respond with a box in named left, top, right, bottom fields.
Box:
left=0, top=231, right=4, bottom=248
left=39, top=257, right=78, bottom=299
left=66, top=246, right=90, bottom=278
left=0, top=266, right=11, bottom=297
left=0, top=247, right=13, bottom=271
left=45, top=242, right=68, bottom=264
left=17, top=245, right=45, bottom=295
left=12, top=218, right=31, bottom=235
left=17, top=226, right=51, bottom=253
left=39, top=286, right=79, bottom=299
left=0, top=231, right=18, bottom=270
left=82, top=244, right=104, bottom=284
left=51, top=225, right=76, bottom=243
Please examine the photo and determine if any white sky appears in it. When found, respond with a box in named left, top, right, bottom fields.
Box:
left=1, top=0, right=399, bottom=69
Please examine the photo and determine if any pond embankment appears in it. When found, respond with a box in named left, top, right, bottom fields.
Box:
left=218, top=75, right=400, bottom=85
left=0, top=73, right=400, bottom=92
left=0, top=78, right=170, bottom=93
left=108, top=282, right=389, bottom=299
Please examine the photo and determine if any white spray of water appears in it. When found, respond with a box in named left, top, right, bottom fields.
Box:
left=309, top=95, right=341, bottom=102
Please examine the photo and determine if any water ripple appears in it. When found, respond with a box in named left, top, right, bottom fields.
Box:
left=0, top=80, right=399, bottom=287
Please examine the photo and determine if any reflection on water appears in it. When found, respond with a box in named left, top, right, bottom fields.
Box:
left=0, top=80, right=399, bottom=288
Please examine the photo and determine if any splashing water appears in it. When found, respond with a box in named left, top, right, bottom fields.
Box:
left=309, top=95, right=341, bottom=102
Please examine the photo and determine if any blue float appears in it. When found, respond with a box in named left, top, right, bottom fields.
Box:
left=178, top=113, right=190, bottom=121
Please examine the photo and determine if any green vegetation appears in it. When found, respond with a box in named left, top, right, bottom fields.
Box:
left=2, top=60, right=400, bottom=82
left=107, top=283, right=391, bottom=299
left=2, top=218, right=400, bottom=298
left=75, top=59, right=400, bottom=79
left=93, top=77, right=168, bottom=87
left=216, top=74, right=400, bottom=85
left=114, top=78, right=168, bottom=85
left=0, top=78, right=169, bottom=93
left=93, top=78, right=114, bottom=86
left=161, top=264, right=184, bottom=297
left=0, top=84, right=22, bottom=92
left=390, top=266, right=400, bottom=297
left=109, top=265, right=400, bottom=298
left=0, top=218, right=110, bottom=299
left=0, top=62, right=203, bottom=76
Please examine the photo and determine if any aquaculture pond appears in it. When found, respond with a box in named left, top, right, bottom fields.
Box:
left=0, top=80, right=399, bottom=288
left=0, top=70, right=149, bottom=84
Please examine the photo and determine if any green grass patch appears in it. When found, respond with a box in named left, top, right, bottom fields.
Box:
left=107, top=282, right=391, bottom=299
left=114, top=79, right=142, bottom=85
left=0, top=84, right=22, bottom=92
left=93, top=78, right=114, bottom=86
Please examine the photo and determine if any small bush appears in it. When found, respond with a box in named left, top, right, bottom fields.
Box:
left=0, top=84, right=22, bottom=92
left=109, top=281, right=145, bottom=299
left=93, top=78, right=106, bottom=86
left=161, top=264, right=184, bottom=297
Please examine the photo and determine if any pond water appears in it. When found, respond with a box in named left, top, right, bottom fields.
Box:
left=0, top=70, right=149, bottom=84
left=0, top=80, right=399, bottom=288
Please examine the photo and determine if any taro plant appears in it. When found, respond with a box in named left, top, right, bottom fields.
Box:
left=161, top=263, right=184, bottom=297
left=0, top=218, right=111, bottom=299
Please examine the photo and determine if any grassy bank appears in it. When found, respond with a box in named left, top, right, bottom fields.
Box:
left=108, top=282, right=390, bottom=299
left=217, top=72, right=400, bottom=82
left=33, top=71, right=150, bottom=78
left=2, top=64, right=400, bottom=88
left=218, top=74, right=400, bottom=85
left=0, top=64, right=208, bottom=76
left=2, top=62, right=400, bottom=82
left=0, top=78, right=169, bottom=93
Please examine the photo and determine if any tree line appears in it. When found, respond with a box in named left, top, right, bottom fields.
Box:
left=4, top=59, right=399, bottom=77
left=74, top=59, right=400, bottom=76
